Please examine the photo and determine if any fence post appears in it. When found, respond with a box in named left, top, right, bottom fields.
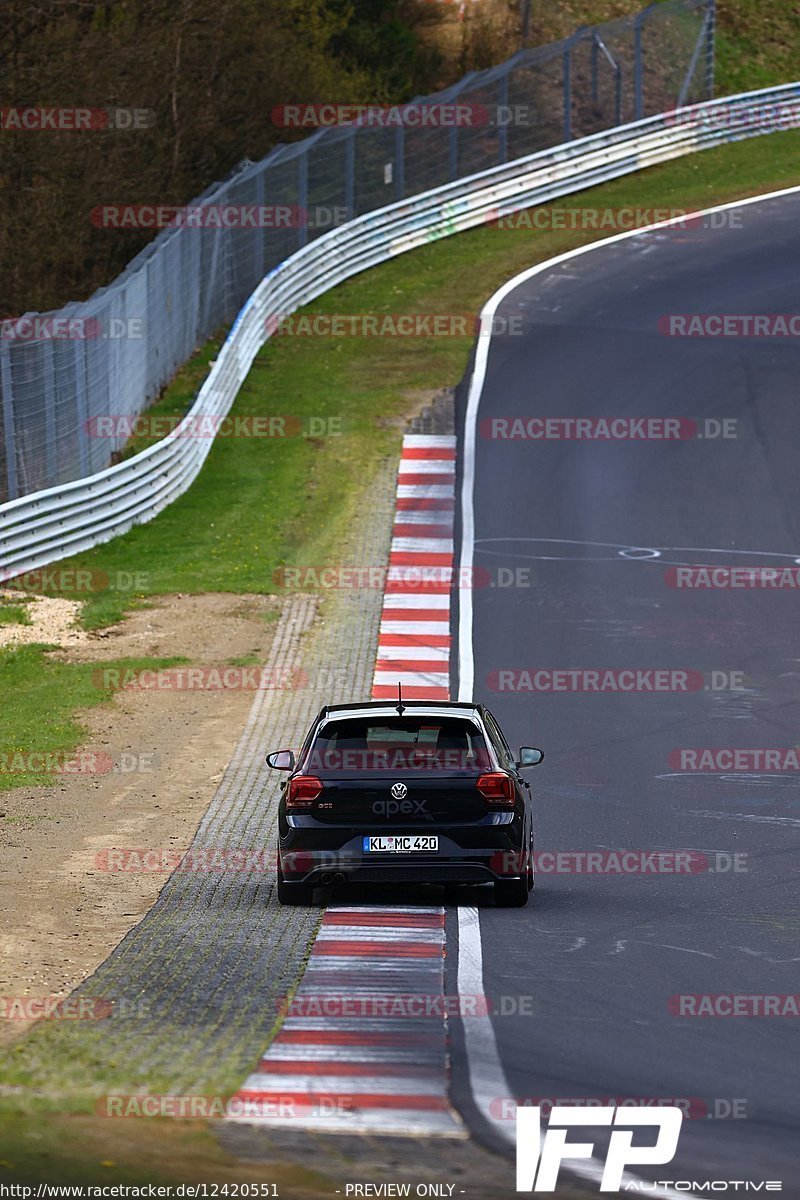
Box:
left=676, top=0, right=714, bottom=110
left=520, top=0, right=531, bottom=47
left=394, top=124, right=405, bottom=201
left=634, top=12, right=645, bottom=121
left=297, top=151, right=308, bottom=249
left=449, top=100, right=460, bottom=180
left=706, top=0, right=716, bottom=98
left=73, top=342, right=89, bottom=479
left=43, top=341, right=57, bottom=487
left=498, top=71, right=509, bottom=164
left=202, top=228, right=222, bottom=331
left=255, top=166, right=266, bottom=280
left=345, top=127, right=356, bottom=221
left=0, top=343, right=18, bottom=502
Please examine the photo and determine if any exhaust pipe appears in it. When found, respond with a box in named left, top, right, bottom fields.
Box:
left=319, top=871, right=334, bottom=885
left=331, top=871, right=347, bottom=886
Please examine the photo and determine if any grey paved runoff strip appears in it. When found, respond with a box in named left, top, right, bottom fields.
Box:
left=6, top=459, right=397, bottom=1099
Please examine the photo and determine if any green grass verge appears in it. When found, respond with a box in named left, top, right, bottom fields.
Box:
left=0, top=646, right=186, bottom=790
left=714, top=1, right=800, bottom=96
left=0, top=600, right=32, bottom=626
left=0, top=1113, right=330, bottom=1189
left=521, top=1, right=800, bottom=97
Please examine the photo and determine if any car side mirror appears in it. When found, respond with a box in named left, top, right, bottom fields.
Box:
left=266, top=749, right=295, bottom=771
left=517, top=746, right=544, bottom=768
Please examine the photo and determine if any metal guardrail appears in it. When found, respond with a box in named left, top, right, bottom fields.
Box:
left=2, top=82, right=800, bottom=581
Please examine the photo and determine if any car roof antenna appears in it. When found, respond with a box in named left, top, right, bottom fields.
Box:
left=396, top=681, right=405, bottom=716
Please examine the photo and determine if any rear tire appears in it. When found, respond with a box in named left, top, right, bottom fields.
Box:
left=494, top=875, right=529, bottom=907
left=276, top=864, right=315, bottom=906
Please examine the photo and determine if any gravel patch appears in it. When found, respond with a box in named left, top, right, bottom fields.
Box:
left=0, top=590, right=87, bottom=649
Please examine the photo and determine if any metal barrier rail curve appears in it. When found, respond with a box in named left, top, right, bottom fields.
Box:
left=2, top=82, right=799, bottom=580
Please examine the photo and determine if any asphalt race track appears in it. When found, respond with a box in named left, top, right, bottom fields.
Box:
left=449, top=189, right=800, bottom=1193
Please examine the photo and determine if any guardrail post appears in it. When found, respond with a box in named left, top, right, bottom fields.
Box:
left=0, top=343, right=18, bottom=502
left=43, top=341, right=57, bottom=487
left=297, top=152, right=308, bottom=249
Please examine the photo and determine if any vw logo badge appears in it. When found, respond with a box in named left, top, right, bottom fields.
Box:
left=390, top=782, right=408, bottom=800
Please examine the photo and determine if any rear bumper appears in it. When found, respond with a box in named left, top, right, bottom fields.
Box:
left=279, top=832, right=528, bottom=885
left=300, top=861, right=499, bottom=885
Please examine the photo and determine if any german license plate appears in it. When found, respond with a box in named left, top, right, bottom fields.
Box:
left=363, top=835, right=439, bottom=853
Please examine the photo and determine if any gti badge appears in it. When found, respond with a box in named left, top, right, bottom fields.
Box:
left=390, top=781, right=408, bottom=800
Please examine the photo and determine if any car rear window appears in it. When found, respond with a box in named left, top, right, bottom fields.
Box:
left=306, top=717, right=492, bottom=772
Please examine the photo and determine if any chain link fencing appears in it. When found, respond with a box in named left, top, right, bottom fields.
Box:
left=0, top=0, right=715, bottom=505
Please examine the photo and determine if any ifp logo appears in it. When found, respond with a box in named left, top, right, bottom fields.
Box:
left=516, top=1105, right=683, bottom=1192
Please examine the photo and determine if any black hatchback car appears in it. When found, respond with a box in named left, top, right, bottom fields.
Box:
left=266, top=700, right=544, bottom=907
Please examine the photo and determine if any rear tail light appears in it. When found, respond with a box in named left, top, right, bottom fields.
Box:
left=476, top=771, right=515, bottom=808
left=287, top=775, right=323, bottom=810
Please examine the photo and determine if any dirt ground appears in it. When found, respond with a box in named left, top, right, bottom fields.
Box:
left=0, top=592, right=285, bottom=1044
